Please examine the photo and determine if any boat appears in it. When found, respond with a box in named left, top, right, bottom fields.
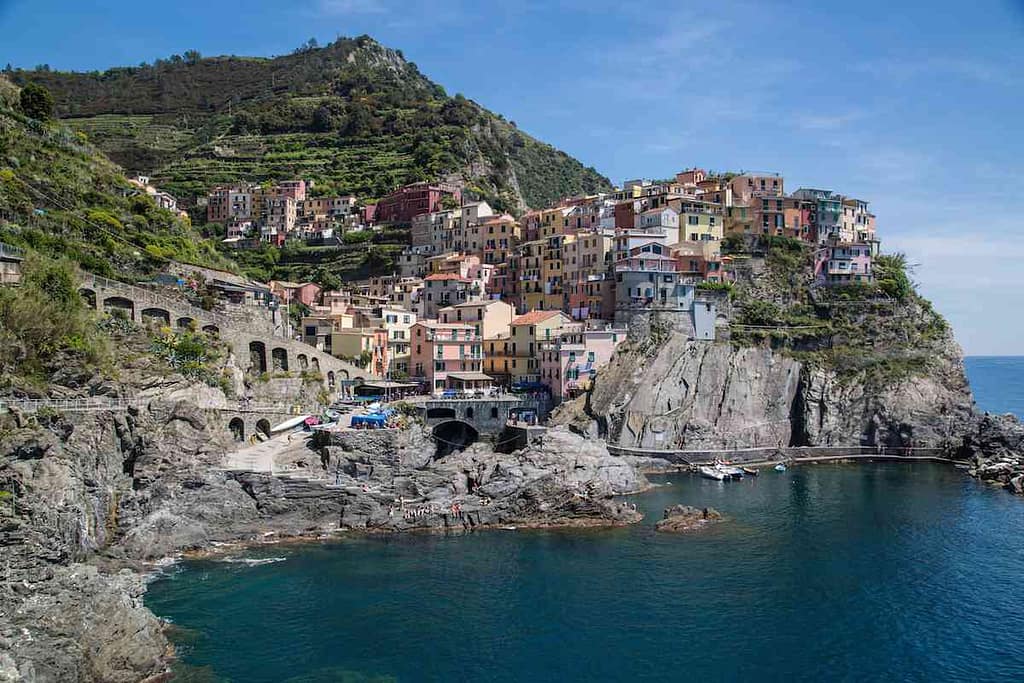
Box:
left=774, top=463, right=787, bottom=472
left=699, top=466, right=728, bottom=481
left=719, top=465, right=745, bottom=479
left=742, top=467, right=759, bottom=476
left=270, top=414, right=312, bottom=433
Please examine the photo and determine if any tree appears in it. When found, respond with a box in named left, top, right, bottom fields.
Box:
left=311, top=105, right=334, bottom=132
left=312, top=266, right=342, bottom=292
left=19, top=83, right=54, bottom=121
left=183, top=50, right=202, bottom=65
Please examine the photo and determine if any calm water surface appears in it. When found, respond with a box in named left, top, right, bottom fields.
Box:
left=965, top=356, right=1024, bottom=418
left=146, top=358, right=1024, bottom=682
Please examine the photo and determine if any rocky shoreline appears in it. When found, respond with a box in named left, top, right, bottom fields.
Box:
left=0, top=387, right=646, bottom=681
left=3, top=370, right=1024, bottom=680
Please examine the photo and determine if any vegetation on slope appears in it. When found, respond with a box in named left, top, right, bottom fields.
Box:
left=0, top=255, right=110, bottom=386
left=8, top=36, right=612, bottom=211
left=725, top=235, right=953, bottom=389
left=0, top=77, right=236, bottom=278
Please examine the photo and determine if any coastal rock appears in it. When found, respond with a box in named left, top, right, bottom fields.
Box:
left=576, top=338, right=802, bottom=450
left=960, top=413, right=1024, bottom=493
left=234, top=425, right=648, bottom=534
left=655, top=505, right=723, bottom=533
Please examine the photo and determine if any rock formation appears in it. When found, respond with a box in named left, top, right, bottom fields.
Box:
left=655, top=505, right=724, bottom=533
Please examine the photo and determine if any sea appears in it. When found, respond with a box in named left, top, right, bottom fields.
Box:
left=145, top=357, right=1024, bottom=682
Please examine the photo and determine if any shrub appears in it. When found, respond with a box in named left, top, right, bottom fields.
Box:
left=0, top=255, right=109, bottom=381
left=19, top=83, right=54, bottom=121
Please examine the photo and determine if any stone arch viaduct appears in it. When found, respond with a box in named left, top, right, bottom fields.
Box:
left=77, top=273, right=377, bottom=400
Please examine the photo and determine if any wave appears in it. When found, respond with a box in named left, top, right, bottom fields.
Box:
left=216, top=556, right=288, bottom=567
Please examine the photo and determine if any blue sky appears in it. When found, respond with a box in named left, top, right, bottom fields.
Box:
left=2, top=0, right=1023, bottom=354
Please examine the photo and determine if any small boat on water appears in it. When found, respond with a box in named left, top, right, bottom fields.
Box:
left=774, top=463, right=787, bottom=472
left=742, top=467, right=759, bottom=476
left=719, top=465, right=745, bottom=479
left=699, top=466, right=728, bottom=481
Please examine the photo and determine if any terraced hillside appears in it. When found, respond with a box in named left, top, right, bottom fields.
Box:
left=8, top=36, right=611, bottom=211
left=0, top=78, right=234, bottom=279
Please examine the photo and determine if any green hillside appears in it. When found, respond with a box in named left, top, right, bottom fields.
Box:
left=0, top=77, right=234, bottom=279
left=7, top=36, right=611, bottom=211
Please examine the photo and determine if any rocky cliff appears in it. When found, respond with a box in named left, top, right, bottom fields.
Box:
left=555, top=238, right=1014, bottom=472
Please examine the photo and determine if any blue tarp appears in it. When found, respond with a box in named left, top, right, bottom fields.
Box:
left=351, top=414, right=387, bottom=428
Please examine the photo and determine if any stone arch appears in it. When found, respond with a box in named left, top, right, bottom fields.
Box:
left=431, top=420, right=479, bottom=457
left=249, top=341, right=267, bottom=373
left=78, top=288, right=96, bottom=309
left=297, top=354, right=309, bottom=371
left=465, top=406, right=474, bottom=419
left=202, top=324, right=220, bottom=335
left=141, top=307, right=171, bottom=326
left=271, top=347, right=289, bottom=372
left=176, top=316, right=196, bottom=330
left=311, top=357, right=320, bottom=373
left=327, top=371, right=335, bottom=389
left=339, top=369, right=349, bottom=380
left=103, top=296, right=134, bottom=320
left=228, top=417, right=245, bottom=442
left=256, top=419, right=271, bottom=438
left=426, top=407, right=456, bottom=420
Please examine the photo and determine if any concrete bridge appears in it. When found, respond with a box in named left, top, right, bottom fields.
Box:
left=1, top=395, right=315, bottom=448
left=76, top=272, right=376, bottom=394
left=417, top=396, right=548, bottom=455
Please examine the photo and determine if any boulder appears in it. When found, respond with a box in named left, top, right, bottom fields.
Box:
left=655, top=504, right=723, bottom=533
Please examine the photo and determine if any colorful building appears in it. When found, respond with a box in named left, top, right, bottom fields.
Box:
left=815, top=242, right=874, bottom=286
left=509, top=310, right=572, bottom=385
left=410, top=321, right=488, bottom=393
left=539, top=324, right=628, bottom=402
left=376, top=182, right=461, bottom=225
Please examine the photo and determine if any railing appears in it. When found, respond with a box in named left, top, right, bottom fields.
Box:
left=0, top=242, right=26, bottom=260
left=1, top=396, right=314, bottom=415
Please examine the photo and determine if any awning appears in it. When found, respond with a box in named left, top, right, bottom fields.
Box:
left=446, top=372, right=494, bottom=382
left=359, top=380, right=419, bottom=390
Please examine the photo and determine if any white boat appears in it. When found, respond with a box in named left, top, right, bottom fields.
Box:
left=774, top=463, right=787, bottom=472
left=699, top=466, right=728, bottom=481
left=719, top=465, right=745, bottom=479
left=270, top=414, right=312, bottom=433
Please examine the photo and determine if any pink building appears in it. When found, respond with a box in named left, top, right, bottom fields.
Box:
left=277, top=180, right=307, bottom=201
left=270, top=280, right=322, bottom=307
left=814, top=242, right=874, bottom=286
left=539, top=324, right=628, bottom=402
left=410, top=321, right=488, bottom=393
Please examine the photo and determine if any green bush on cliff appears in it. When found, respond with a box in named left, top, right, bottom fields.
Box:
left=0, top=255, right=109, bottom=383
left=149, top=328, right=221, bottom=382
left=874, top=253, right=912, bottom=301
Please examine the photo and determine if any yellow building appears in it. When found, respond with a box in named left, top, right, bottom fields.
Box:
left=509, top=310, right=572, bottom=384
left=517, top=239, right=545, bottom=312
left=541, top=233, right=567, bottom=311
left=670, top=198, right=724, bottom=242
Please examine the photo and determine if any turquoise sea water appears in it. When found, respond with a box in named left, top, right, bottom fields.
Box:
left=146, top=359, right=1024, bottom=682
left=965, top=356, right=1024, bottom=418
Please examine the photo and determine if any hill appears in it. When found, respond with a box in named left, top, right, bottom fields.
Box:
left=7, top=36, right=612, bottom=211
left=0, top=77, right=235, bottom=278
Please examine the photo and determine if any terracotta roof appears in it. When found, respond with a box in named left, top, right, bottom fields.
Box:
left=424, top=273, right=471, bottom=282
left=512, top=310, right=565, bottom=326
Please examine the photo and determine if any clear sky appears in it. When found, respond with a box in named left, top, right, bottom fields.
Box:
left=2, top=0, right=1022, bottom=355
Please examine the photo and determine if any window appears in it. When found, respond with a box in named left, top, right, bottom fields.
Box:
left=687, top=215, right=699, bottom=225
